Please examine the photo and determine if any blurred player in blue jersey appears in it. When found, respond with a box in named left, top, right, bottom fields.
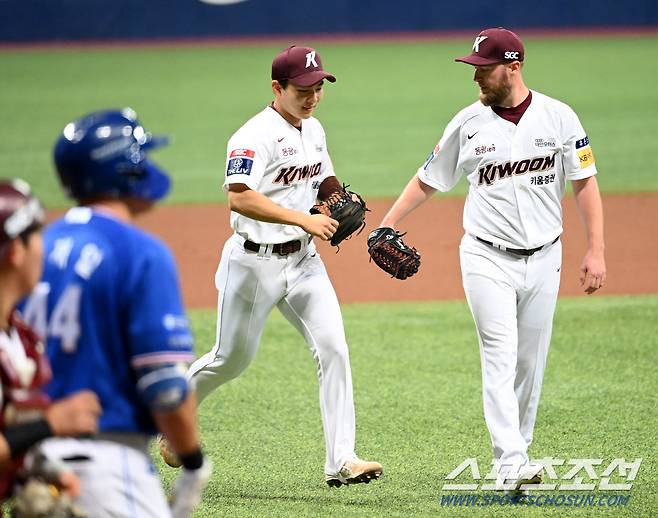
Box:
left=21, top=108, right=212, bottom=518
left=0, top=179, right=100, bottom=511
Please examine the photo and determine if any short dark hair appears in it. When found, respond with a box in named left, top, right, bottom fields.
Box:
left=18, top=222, right=43, bottom=246
left=276, top=79, right=289, bottom=89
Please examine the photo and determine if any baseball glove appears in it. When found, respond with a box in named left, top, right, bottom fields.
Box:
left=311, top=185, right=368, bottom=247
left=367, top=227, right=421, bottom=280
left=12, top=479, right=87, bottom=518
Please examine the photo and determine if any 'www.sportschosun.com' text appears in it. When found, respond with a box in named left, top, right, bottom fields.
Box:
left=440, top=493, right=631, bottom=507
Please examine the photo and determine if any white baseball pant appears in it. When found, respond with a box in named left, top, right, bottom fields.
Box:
left=188, top=234, right=356, bottom=474
left=460, top=234, right=562, bottom=478
left=38, top=436, right=171, bottom=518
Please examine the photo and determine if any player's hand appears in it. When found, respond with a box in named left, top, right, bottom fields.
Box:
left=579, top=249, right=606, bottom=295
left=57, top=469, right=82, bottom=498
left=170, top=456, right=213, bottom=518
left=45, top=390, right=101, bottom=437
left=301, top=213, right=338, bottom=241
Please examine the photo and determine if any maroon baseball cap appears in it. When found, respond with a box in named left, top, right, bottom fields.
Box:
left=271, top=46, right=336, bottom=87
left=455, top=28, right=525, bottom=66
left=0, top=178, right=45, bottom=257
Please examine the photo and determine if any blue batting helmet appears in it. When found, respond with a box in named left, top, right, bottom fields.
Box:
left=54, top=108, right=171, bottom=202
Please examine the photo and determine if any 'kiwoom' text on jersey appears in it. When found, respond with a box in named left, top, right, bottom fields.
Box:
left=418, top=91, right=597, bottom=249
left=223, top=106, right=335, bottom=244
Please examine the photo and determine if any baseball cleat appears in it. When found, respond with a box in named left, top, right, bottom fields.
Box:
left=158, top=435, right=182, bottom=468
left=325, top=458, right=383, bottom=487
left=498, top=463, right=544, bottom=495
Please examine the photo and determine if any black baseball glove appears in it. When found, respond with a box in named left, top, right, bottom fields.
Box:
left=311, top=185, right=368, bottom=247
left=367, top=227, right=421, bottom=280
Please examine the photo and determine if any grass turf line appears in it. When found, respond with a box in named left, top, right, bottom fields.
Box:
left=1, top=36, right=657, bottom=207
left=153, top=295, right=658, bottom=517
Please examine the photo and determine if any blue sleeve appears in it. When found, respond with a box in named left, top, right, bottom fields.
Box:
left=126, top=239, right=195, bottom=371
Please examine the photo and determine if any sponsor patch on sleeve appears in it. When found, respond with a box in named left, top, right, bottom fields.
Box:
left=422, top=151, right=435, bottom=170
left=422, top=143, right=440, bottom=170
left=227, top=148, right=255, bottom=176
left=578, top=147, right=595, bottom=169
left=575, top=136, right=595, bottom=168
left=230, top=148, right=255, bottom=159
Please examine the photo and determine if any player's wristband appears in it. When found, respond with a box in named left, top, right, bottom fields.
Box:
left=3, top=419, right=53, bottom=458
left=180, top=448, right=204, bottom=470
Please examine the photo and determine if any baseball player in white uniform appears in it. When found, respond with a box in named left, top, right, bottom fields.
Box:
left=168, top=45, right=382, bottom=486
left=378, top=28, right=606, bottom=490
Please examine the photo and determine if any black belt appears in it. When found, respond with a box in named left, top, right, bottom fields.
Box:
left=244, top=239, right=302, bottom=256
left=476, top=236, right=560, bottom=257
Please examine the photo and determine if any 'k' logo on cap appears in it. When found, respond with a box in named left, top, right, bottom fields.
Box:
left=271, top=46, right=336, bottom=87
left=455, top=28, right=525, bottom=66
left=305, top=51, right=318, bottom=68
left=473, top=36, right=488, bottom=53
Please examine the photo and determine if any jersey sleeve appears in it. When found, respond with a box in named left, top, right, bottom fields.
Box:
left=416, top=113, right=464, bottom=192
left=223, top=130, right=271, bottom=191
left=126, top=240, right=195, bottom=371
left=561, top=106, right=598, bottom=181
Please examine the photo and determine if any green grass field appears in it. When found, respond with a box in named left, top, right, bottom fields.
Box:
left=1, top=35, right=657, bottom=207
left=151, top=295, right=658, bottom=517
left=2, top=35, right=656, bottom=516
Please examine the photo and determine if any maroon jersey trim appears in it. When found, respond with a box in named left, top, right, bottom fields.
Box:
left=493, top=91, right=532, bottom=125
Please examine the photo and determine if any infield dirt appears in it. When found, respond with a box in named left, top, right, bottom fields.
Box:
left=129, top=193, right=657, bottom=308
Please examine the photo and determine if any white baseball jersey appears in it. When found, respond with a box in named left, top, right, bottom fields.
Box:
left=418, top=90, right=597, bottom=249
left=224, top=106, right=335, bottom=244
left=191, top=105, right=360, bottom=475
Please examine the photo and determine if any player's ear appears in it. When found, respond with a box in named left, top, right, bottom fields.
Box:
left=272, top=80, right=282, bottom=95
left=125, top=197, right=155, bottom=216
left=2, top=239, right=25, bottom=268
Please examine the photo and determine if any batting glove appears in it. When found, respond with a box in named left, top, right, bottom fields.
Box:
left=169, top=456, right=213, bottom=518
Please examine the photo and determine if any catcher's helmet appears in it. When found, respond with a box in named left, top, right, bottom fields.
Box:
left=0, top=178, right=46, bottom=257
left=54, top=108, right=171, bottom=202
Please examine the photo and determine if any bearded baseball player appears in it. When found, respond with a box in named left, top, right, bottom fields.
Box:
left=372, top=28, right=606, bottom=492
left=21, top=109, right=212, bottom=517
left=160, top=45, right=382, bottom=487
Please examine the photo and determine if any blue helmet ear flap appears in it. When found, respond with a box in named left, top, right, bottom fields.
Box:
left=54, top=109, right=171, bottom=202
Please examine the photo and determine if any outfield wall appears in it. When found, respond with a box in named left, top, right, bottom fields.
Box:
left=1, top=0, right=657, bottom=43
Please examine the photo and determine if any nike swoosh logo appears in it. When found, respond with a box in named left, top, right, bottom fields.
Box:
left=277, top=137, right=285, bottom=142
left=467, top=132, right=479, bottom=140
